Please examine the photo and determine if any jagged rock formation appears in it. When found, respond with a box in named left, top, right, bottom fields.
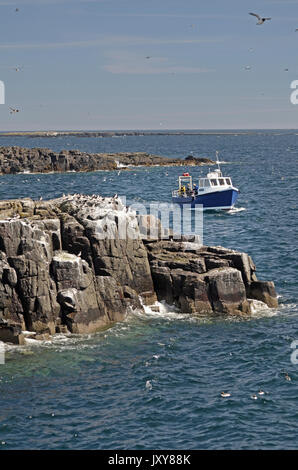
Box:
left=0, top=146, right=214, bottom=174
left=0, top=196, right=278, bottom=344
left=146, top=241, right=277, bottom=314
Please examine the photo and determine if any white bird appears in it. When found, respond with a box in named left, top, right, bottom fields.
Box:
left=77, top=251, right=81, bottom=257
left=220, top=392, right=231, bottom=398
left=146, top=380, right=152, bottom=390
left=249, top=12, right=271, bottom=25
left=251, top=394, right=258, bottom=400
left=258, top=390, right=265, bottom=396
left=285, top=373, right=291, bottom=381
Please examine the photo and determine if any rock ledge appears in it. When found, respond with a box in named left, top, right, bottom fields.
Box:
left=0, top=196, right=278, bottom=344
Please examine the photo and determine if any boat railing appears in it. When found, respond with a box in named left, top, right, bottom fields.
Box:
left=172, top=189, right=194, bottom=198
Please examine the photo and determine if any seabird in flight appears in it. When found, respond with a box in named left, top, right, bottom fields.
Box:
left=249, top=12, right=271, bottom=25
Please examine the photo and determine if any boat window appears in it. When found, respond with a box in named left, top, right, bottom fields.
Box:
left=199, top=179, right=204, bottom=188
left=225, top=178, right=231, bottom=185
left=204, top=179, right=211, bottom=187
left=219, top=178, right=225, bottom=186
left=210, top=179, right=218, bottom=186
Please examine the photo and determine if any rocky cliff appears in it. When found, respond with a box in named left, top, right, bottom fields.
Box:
left=0, top=196, right=278, bottom=344
left=0, top=146, right=214, bottom=174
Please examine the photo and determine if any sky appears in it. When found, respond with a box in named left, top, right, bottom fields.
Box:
left=0, top=0, right=298, bottom=130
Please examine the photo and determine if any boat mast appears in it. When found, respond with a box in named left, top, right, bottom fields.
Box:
left=216, top=151, right=221, bottom=172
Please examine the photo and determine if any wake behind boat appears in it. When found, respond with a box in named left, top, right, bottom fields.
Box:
left=172, top=152, right=239, bottom=210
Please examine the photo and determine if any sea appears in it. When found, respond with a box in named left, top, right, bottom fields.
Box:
left=0, top=130, right=297, bottom=450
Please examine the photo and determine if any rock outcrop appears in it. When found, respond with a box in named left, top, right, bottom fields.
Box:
left=0, top=146, right=214, bottom=175
left=0, top=196, right=278, bottom=344
left=145, top=241, right=278, bottom=315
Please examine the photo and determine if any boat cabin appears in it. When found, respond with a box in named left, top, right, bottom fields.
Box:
left=198, top=169, right=232, bottom=190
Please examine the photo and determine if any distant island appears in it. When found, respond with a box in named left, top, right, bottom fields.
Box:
left=0, top=146, right=215, bottom=174
left=0, top=130, right=265, bottom=138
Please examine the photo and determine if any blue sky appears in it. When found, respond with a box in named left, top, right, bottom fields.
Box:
left=0, top=0, right=298, bottom=130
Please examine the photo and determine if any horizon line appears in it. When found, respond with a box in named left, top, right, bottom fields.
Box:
left=0, top=128, right=298, bottom=134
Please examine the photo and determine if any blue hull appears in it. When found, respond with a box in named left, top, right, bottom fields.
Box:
left=172, top=189, right=239, bottom=210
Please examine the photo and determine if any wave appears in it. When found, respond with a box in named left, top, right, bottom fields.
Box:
left=0, top=298, right=288, bottom=357
left=225, top=207, right=247, bottom=214
left=248, top=299, right=277, bottom=318
left=135, top=299, right=188, bottom=321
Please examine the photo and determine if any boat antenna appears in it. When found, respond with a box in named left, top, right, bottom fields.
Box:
left=216, top=151, right=221, bottom=172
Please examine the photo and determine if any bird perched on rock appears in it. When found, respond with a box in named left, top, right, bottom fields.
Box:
left=249, top=12, right=271, bottom=25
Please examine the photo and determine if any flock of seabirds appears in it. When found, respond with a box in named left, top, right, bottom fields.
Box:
left=220, top=373, right=292, bottom=400
left=7, top=192, right=121, bottom=221
left=5, top=10, right=298, bottom=115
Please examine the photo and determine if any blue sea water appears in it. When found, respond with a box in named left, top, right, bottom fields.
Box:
left=0, top=131, right=297, bottom=450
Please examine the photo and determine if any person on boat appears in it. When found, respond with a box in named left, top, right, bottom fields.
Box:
left=179, top=185, right=186, bottom=196
left=193, top=184, right=198, bottom=195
